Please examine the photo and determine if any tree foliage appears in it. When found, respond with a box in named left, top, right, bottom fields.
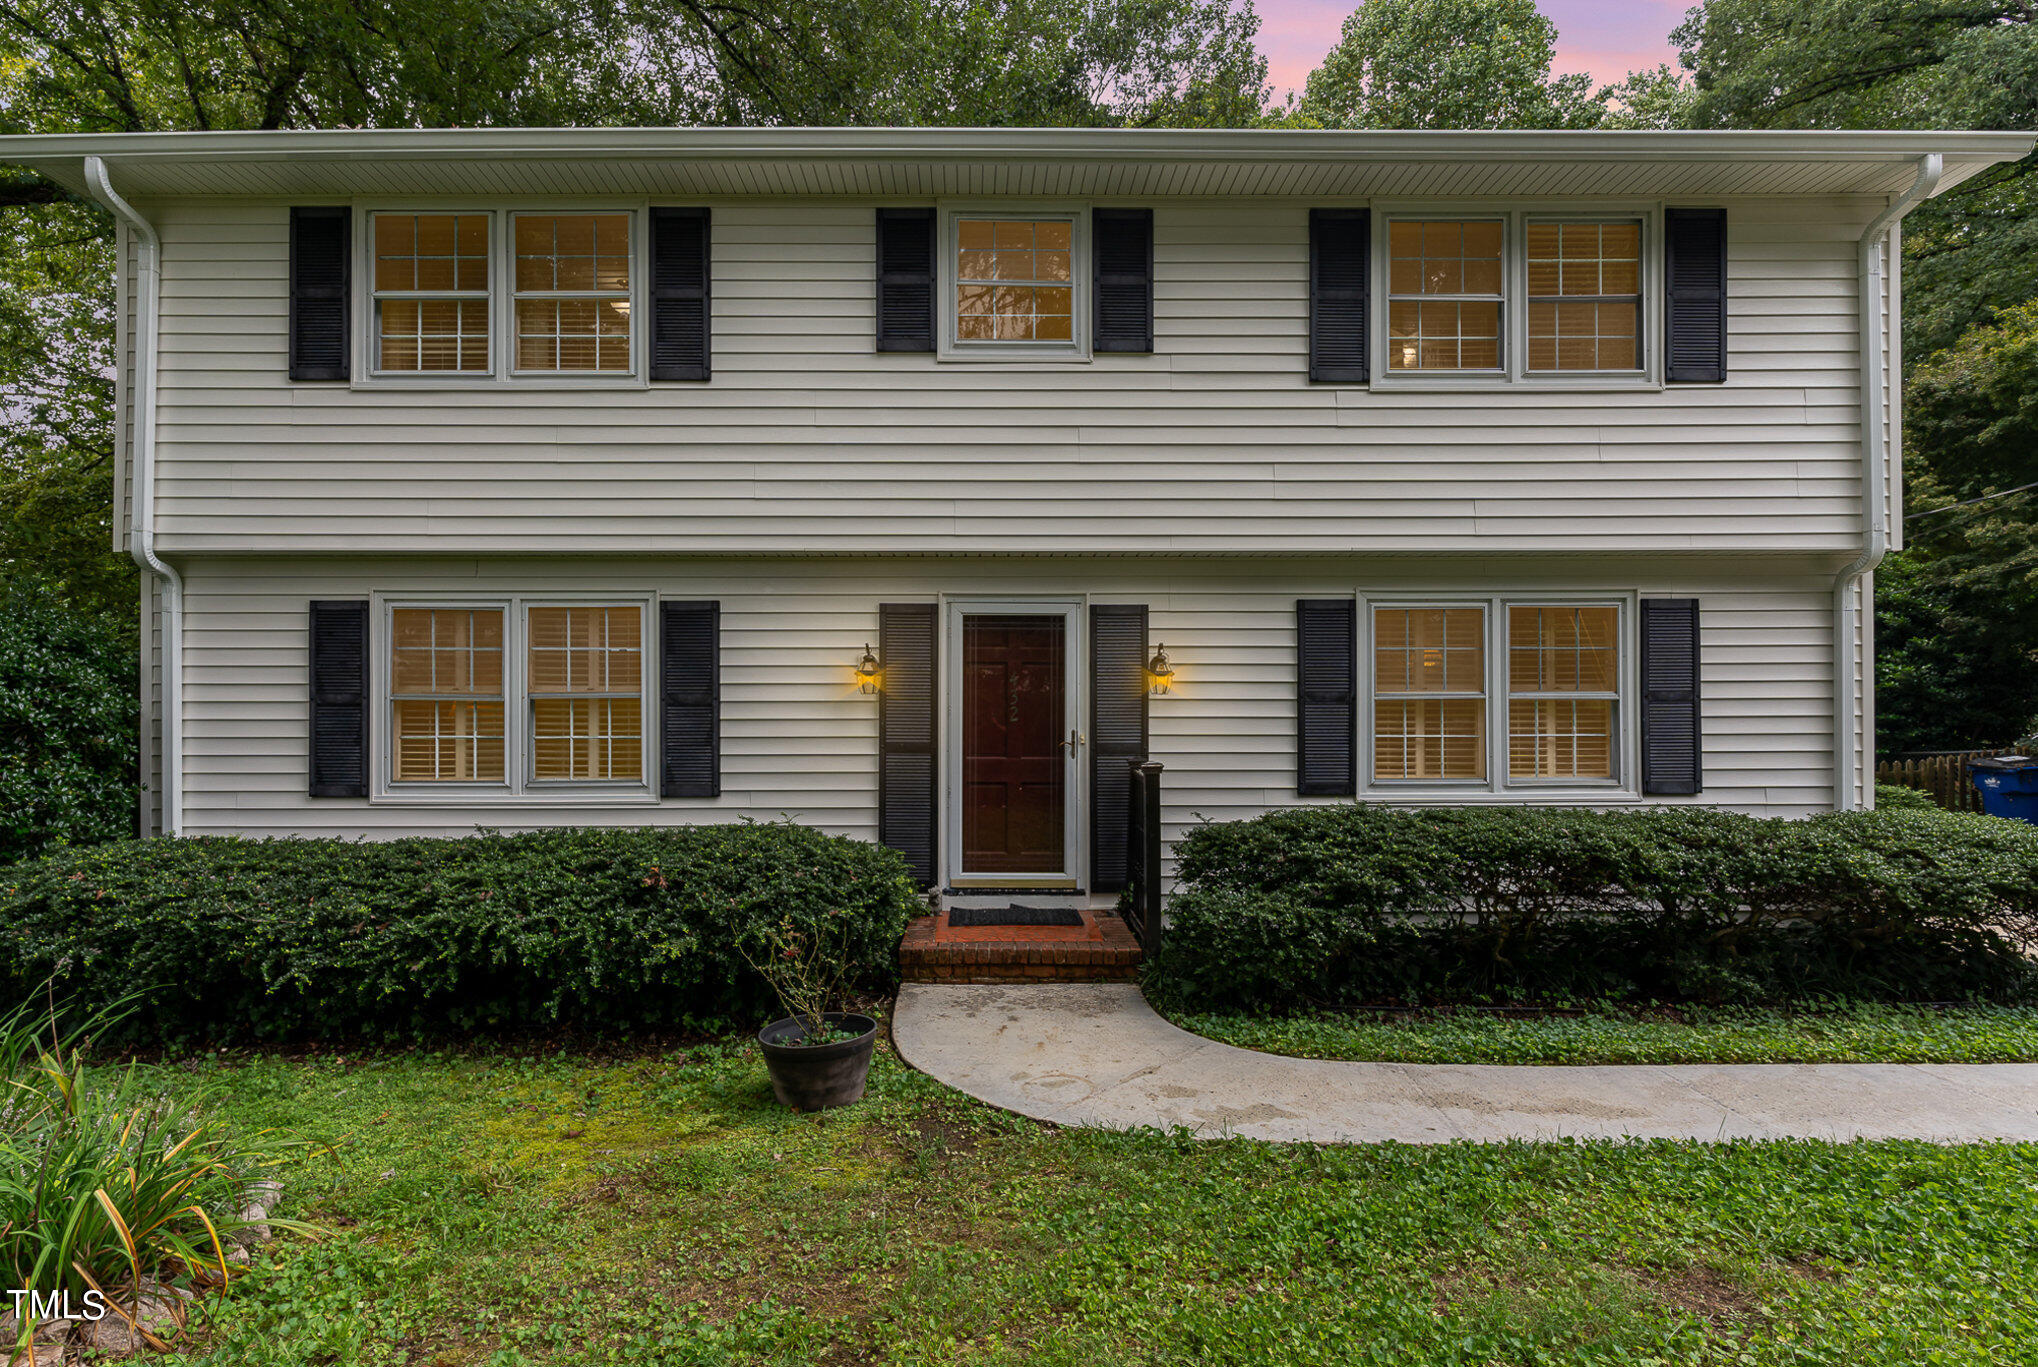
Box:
left=1298, top=0, right=1604, bottom=130
left=1662, top=0, right=2038, bottom=751
left=0, top=575, right=137, bottom=862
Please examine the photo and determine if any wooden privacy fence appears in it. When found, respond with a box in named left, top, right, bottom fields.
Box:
left=1877, top=748, right=2023, bottom=813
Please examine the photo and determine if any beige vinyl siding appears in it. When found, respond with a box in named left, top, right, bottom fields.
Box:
left=172, top=556, right=1839, bottom=861
left=142, top=197, right=1885, bottom=556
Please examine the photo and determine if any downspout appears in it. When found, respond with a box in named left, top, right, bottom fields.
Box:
left=1835, top=152, right=1941, bottom=812
left=83, top=156, right=183, bottom=836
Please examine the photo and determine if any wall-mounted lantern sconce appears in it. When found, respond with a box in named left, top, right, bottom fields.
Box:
left=1147, top=643, right=1174, bottom=695
left=856, top=643, right=881, bottom=695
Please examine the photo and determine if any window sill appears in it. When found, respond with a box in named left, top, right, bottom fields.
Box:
left=934, top=349, right=1094, bottom=365
left=1359, top=789, right=1642, bottom=805
left=1366, top=376, right=1663, bottom=395
left=341, top=376, right=651, bottom=393
left=370, top=792, right=662, bottom=807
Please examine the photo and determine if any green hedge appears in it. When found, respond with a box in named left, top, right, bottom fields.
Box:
left=1145, top=805, right=2038, bottom=1011
left=0, top=823, right=921, bottom=1045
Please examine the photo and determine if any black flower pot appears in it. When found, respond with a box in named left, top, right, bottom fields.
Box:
left=756, top=1012, right=877, bottom=1112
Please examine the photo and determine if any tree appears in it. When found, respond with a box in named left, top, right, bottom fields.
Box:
left=0, top=575, right=138, bottom=860
left=1663, top=0, right=2037, bottom=751
left=1298, top=0, right=1605, bottom=130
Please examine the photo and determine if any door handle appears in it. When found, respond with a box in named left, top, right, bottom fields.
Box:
left=1058, top=729, right=1085, bottom=753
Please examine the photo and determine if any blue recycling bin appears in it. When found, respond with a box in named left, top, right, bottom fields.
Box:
left=1969, top=755, right=2038, bottom=825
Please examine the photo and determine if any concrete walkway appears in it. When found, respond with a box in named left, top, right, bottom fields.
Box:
left=892, top=982, right=2038, bottom=1144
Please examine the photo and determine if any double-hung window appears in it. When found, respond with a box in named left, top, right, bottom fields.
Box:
left=1372, top=607, right=1488, bottom=782
left=384, top=598, right=651, bottom=797
left=1507, top=606, right=1620, bottom=781
left=513, top=213, right=633, bottom=373
left=1386, top=220, right=1504, bottom=373
left=1378, top=211, right=1651, bottom=383
left=943, top=209, right=1085, bottom=357
left=1367, top=598, right=1630, bottom=792
left=363, top=209, right=640, bottom=382
left=372, top=214, right=491, bottom=373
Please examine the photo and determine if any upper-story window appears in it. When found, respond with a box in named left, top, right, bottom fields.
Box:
left=359, top=208, right=643, bottom=384
left=941, top=209, right=1086, bottom=359
left=1378, top=212, right=1650, bottom=383
left=513, top=213, right=633, bottom=373
left=954, top=218, right=1074, bottom=344
left=1526, top=223, right=1641, bottom=373
left=373, top=213, right=491, bottom=373
left=1387, top=220, right=1503, bottom=373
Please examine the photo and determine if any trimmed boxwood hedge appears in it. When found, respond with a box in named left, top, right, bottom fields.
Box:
left=1144, top=805, right=2038, bottom=1010
left=0, top=822, right=921, bottom=1045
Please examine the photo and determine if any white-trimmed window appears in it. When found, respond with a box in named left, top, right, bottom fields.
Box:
left=391, top=607, right=505, bottom=780
left=1372, top=606, right=1487, bottom=782
left=1507, top=605, right=1620, bottom=781
left=372, top=213, right=491, bottom=373
left=1386, top=219, right=1504, bottom=373
left=1365, top=596, right=1631, bottom=793
left=383, top=597, right=653, bottom=797
left=526, top=605, right=644, bottom=782
left=513, top=213, right=634, bottom=373
left=1525, top=222, right=1642, bottom=373
left=1376, top=210, right=1654, bottom=384
left=942, top=209, right=1086, bottom=358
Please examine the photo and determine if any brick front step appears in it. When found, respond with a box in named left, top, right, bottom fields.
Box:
left=897, top=912, right=1143, bottom=983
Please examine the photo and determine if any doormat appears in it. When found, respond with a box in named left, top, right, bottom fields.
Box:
left=948, top=905, right=1085, bottom=928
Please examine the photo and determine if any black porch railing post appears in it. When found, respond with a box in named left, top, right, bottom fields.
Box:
left=1124, top=760, right=1164, bottom=952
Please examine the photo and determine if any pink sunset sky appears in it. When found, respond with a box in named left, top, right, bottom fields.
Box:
left=1256, top=0, right=1690, bottom=100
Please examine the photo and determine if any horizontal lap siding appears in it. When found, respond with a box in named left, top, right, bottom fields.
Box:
left=174, top=556, right=1837, bottom=851
left=147, top=199, right=1875, bottom=555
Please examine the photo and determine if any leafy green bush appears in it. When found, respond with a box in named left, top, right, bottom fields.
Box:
left=1874, top=782, right=1942, bottom=812
left=0, top=576, right=138, bottom=863
left=0, top=823, right=921, bottom=1045
left=1146, top=805, right=2038, bottom=1011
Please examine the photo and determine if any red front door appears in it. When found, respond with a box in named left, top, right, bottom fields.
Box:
left=962, top=615, right=1067, bottom=875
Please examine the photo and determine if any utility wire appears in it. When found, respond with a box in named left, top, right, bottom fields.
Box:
left=1905, top=481, right=2038, bottom=521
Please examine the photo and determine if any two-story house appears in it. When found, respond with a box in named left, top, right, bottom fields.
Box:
left=8, top=127, right=2030, bottom=905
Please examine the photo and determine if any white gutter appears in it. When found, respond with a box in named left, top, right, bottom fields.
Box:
left=82, top=156, right=181, bottom=836
left=1835, top=152, right=1941, bottom=812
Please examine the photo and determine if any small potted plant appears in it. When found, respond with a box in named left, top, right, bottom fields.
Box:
left=742, top=910, right=878, bottom=1111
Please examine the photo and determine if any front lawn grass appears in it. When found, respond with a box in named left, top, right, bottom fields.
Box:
left=1168, top=1002, right=2038, bottom=1066
left=170, top=1020, right=2038, bottom=1365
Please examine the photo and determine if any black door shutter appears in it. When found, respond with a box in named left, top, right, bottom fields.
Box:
left=650, top=207, right=711, bottom=381
left=876, top=209, right=936, bottom=352
left=1665, top=208, right=1727, bottom=383
left=1297, top=599, right=1357, bottom=796
left=1309, top=209, right=1369, bottom=384
left=660, top=601, right=720, bottom=797
left=1089, top=605, right=1149, bottom=892
left=308, top=600, right=369, bottom=797
left=290, top=207, right=350, bottom=382
left=1092, top=209, right=1153, bottom=353
left=879, top=603, right=939, bottom=886
left=1640, top=598, right=1703, bottom=795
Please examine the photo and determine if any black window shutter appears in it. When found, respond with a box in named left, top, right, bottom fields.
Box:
left=1092, top=209, right=1153, bottom=353
left=878, top=603, right=939, bottom=887
left=1309, top=209, right=1369, bottom=384
left=1640, top=598, right=1703, bottom=795
left=289, top=207, right=350, bottom=382
left=650, top=207, right=711, bottom=381
left=875, top=209, right=936, bottom=352
left=1089, top=605, right=1150, bottom=892
left=1665, top=207, right=1727, bottom=383
left=308, top=600, right=368, bottom=797
left=660, top=601, right=720, bottom=797
left=1297, top=599, right=1357, bottom=796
